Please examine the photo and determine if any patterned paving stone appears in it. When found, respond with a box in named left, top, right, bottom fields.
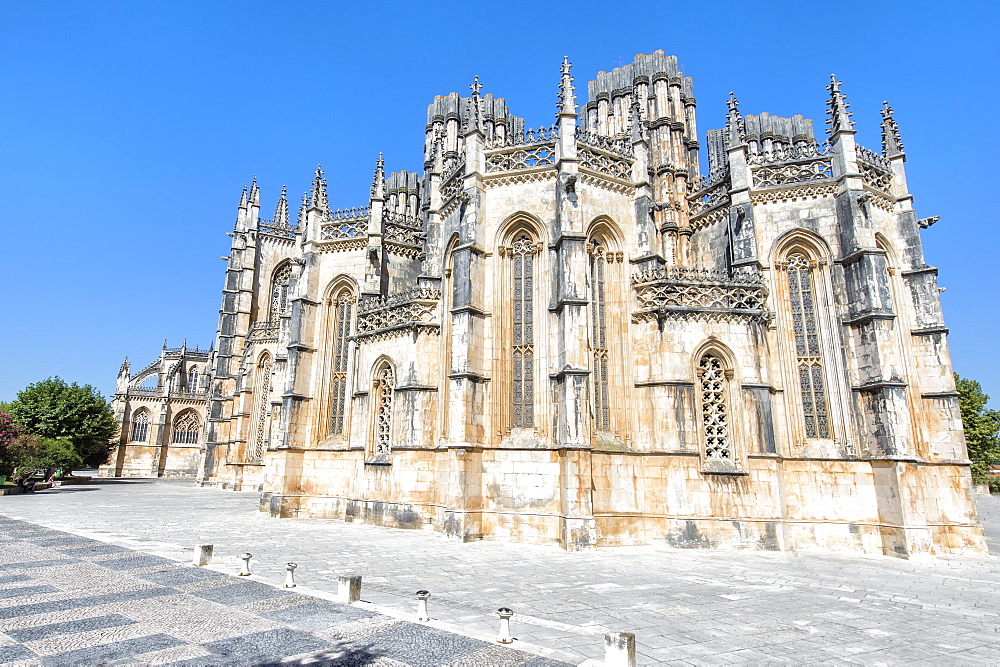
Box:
left=137, top=566, right=229, bottom=587
left=0, top=643, right=38, bottom=662
left=262, top=599, right=375, bottom=631
left=0, top=584, right=59, bottom=600
left=191, top=580, right=294, bottom=606
left=59, top=543, right=132, bottom=558
left=0, top=573, right=33, bottom=585
left=93, top=554, right=174, bottom=570
left=198, top=628, right=334, bottom=663
left=0, top=586, right=176, bottom=619
left=4, top=613, right=136, bottom=642
left=39, top=632, right=183, bottom=665
left=345, top=622, right=490, bottom=665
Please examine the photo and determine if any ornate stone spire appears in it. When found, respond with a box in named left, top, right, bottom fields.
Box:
left=557, top=55, right=577, bottom=117
left=371, top=153, right=385, bottom=200
left=629, top=99, right=644, bottom=143
left=249, top=176, right=260, bottom=206
left=119, top=357, right=130, bottom=377
left=464, top=76, right=482, bottom=133
left=725, top=92, right=745, bottom=147
left=239, top=183, right=248, bottom=208
left=273, top=185, right=289, bottom=227
left=825, top=75, right=855, bottom=135
left=309, top=165, right=328, bottom=211
left=880, top=101, right=904, bottom=157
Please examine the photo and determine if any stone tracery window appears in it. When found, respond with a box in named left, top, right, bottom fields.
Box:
left=369, top=362, right=395, bottom=462
left=130, top=409, right=149, bottom=443
left=248, top=353, right=272, bottom=461
left=786, top=252, right=831, bottom=438
left=269, top=262, right=292, bottom=321
left=589, top=240, right=611, bottom=432
left=329, top=289, right=355, bottom=435
left=511, top=234, right=535, bottom=428
left=187, top=368, right=199, bottom=393
left=698, top=354, right=731, bottom=460
left=171, top=410, right=200, bottom=444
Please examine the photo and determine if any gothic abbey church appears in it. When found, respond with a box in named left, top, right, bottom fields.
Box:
left=103, top=51, right=987, bottom=558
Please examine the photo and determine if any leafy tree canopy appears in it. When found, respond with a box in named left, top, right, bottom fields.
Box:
left=7, top=377, right=116, bottom=465
left=956, top=374, right=1000, bottom=491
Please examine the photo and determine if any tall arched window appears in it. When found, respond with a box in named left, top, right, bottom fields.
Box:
left=171, top=410, right=200, bottom=444
left=786, top=252, right=831, bottom=438
left=698, top=353, right=731, bottom=461
left=187, top=367, right=199, bottom=393
left=248, top=353, right=272, bottom=461
left=511, top=234, right=535, bottom=429
left=369, top=361, right=395, bottom=462
left=328, top=287, right=355, bottom=435
left=130, top=409, right=150, bottom=443
left=589, top=239, right=611, bottom=432
left=269, top=262, right=292, bottom=321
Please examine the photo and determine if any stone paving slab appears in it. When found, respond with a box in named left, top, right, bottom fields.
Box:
left=0, top=517, right=568, bottom=665
left=2, top=478, right=1000, bottom=664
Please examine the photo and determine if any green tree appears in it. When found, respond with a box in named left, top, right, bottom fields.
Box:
left=956, top=374, right=1000, bottom=492
left=7, top=378, right=117, bottom=468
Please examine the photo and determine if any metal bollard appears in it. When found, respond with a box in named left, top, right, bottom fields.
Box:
left=415, top=590, right=431, bottom=622
left=238, top=552, right=252, bottom=576
left=337, top=574, right=362, bottom=603
left=604, top=632, right=636, bottom=667
left=284, top=562, right=297, bottom=588
left=192, top=544, right=213, bottom=567
left=496, top=607, right=514, bottom=644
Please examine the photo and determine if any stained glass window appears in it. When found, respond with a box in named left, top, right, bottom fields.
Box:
left=270, top=263, right=292, bottom=321
left=330, top=291, right=354, bottom=435
left=786, top=253, right=830, bottom=438
left=171, top=410, right=200, bottom=444
left=590, top=241, right=611, bottom=431
left=248, top=354, right=272, bottom=461
left=511, top=235, right=535, bottom=428
left=130, top=410, right=149, bottom=443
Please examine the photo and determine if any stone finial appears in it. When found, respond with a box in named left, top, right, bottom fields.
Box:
left=557, top=55, right=577, bottom=117
left=629, top=100, right=643, bottom=143
left=274, top=185, right=289, bottom=228
left=725, top=92, right=745, bottom=147
left=239, top=183, right=248, bottom=209
left=371, top=153, right=386, bottom=200
left=249, top=175, right=260, bottom=206
left=118, top=357, right=130, bottom=377
left=470, top=74, right=482, bottom=98
left=309, top=165, right=329, bottom=212
left=464, top=76, right=483, bottom=134
left=881, top=101, right=905, bottom=157
left=825, top=74, right=855, bottom=135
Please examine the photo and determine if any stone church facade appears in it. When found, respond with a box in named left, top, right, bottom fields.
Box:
left=104, top=51, right=986, bottom=557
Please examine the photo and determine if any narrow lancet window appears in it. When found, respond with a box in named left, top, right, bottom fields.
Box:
left=171, top=410, right=200, bottom=444
left=249, top=354, right=272, bottom=461
left=270, top=263, right=292, bottom=321
left=330, top=291, right=354, bottom=435
left=786, top=253, right=831, bottom=438
left=187, top=368, right=199, bottom=393
left=511, top=234, right=535, bottom=428
left=130, top=410, right=149, bottom=443
left=698, top=354, right=731, bottom=460
left=590, top=241, right=611, bottom=431
left=370, top=363, right=395, bottom=461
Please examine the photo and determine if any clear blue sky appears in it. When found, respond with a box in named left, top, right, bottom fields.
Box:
left=1, top=1, right=997, bottom=407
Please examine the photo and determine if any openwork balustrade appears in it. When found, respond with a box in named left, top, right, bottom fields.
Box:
left=247, top=320, right=280, bottom=342
left=382, top=211, right=423, bottom=247
left=856, top=145, right=893, bottom=193
left=321, top=207, right=369, bottom=240
left=746, top=142, right=831, bottom=165
left=688, top=175, right=730, bottom=216
left=485, top=143, right=556, bottom=173
left=632, top=268, right=769, bottom=323
left=486, top=125, right=559, bottom=149
left=576, top=129, right=634, bottom=158
left=440, top=158, right=465, bottom=202
left=578, top=145, right=632, bottom=180
left=257, top=217, right=298, bottom=239
left=751, top=156, right=833, bottom=188
left=356, top=288, right=441, bottom=335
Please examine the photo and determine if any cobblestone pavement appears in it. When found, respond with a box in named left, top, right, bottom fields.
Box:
left=2, top=477, right=999, bottom=665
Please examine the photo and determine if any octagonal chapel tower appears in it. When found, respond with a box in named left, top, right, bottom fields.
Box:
left=196, top=52, right=985, bottom=558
